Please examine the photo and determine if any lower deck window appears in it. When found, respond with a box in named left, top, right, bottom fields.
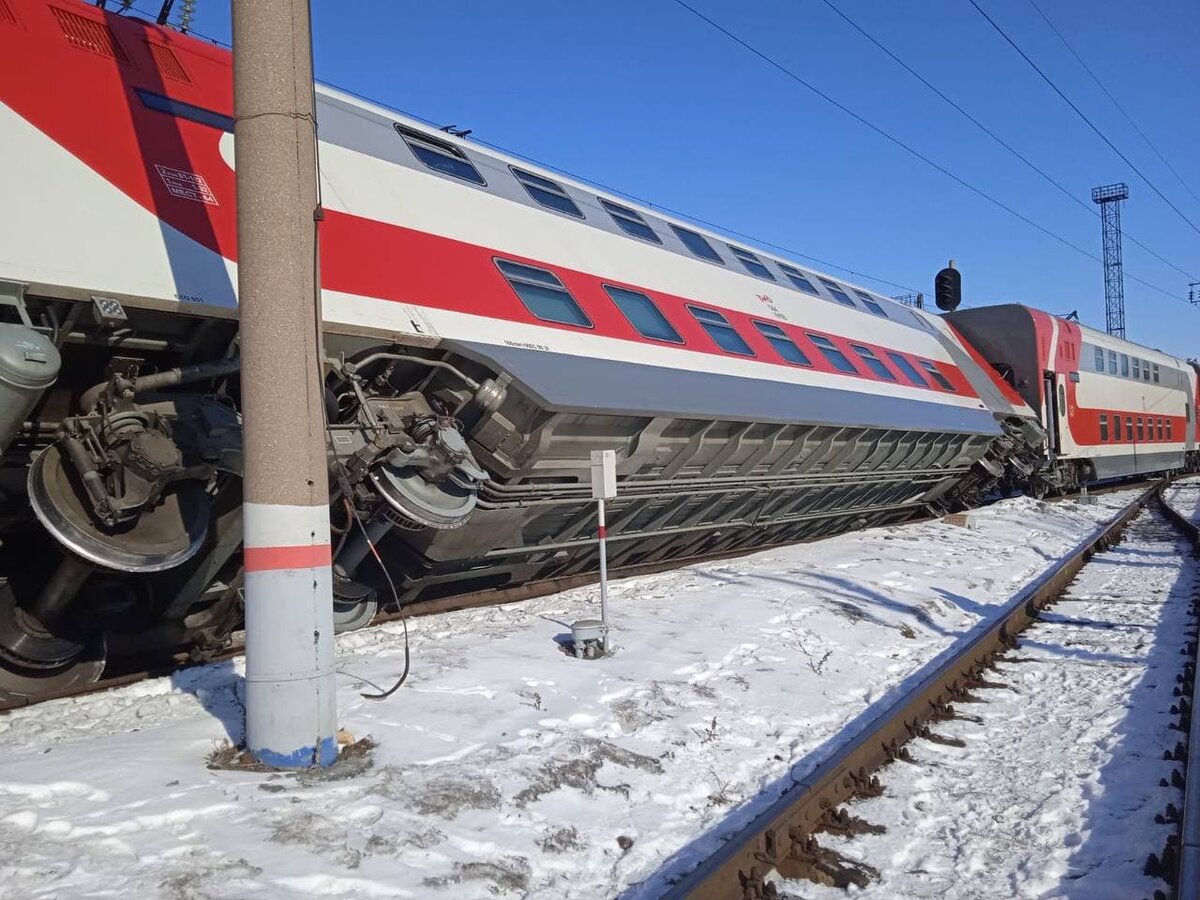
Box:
left=604, top=285, right=682, bottom=343
left=689, top=306, right=754, bottom=356
left=755, top=322, right=811, bottom=365
left=1099, top=414, right=1109, bottom=441
left=807, top=334, right=857, bottom=374
left=495, top=259, right=591, bottom=327
left=1158, top=419, right=1164, bottom=440
left=1168, top=420, right=1174, bottom=440
left=886, top=352, right=928, bottom=386
left=1114, top=415, right=1122, bottom=440
left=1137, top=418, right=1144, bottom=441
left=1126, top=417, right=1133, bottom=438
left=850, top=344, right=896, bottom=381
left=919, top=360, right=955, bottom=391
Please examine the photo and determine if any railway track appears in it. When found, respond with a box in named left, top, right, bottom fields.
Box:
left=0, top=477, right=1166, bottom=716
left=1158, top=481, right=1200, bottom=900
left=662, top=480, right=1176, bottom=899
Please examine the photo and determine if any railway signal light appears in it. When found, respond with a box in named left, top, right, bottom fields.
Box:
left=935, top=262, right=961, bottom=312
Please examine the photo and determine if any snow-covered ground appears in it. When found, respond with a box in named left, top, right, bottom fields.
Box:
left=788, top=507, right=1194, bottom=900
left=0, top=492, right=1144, bottom=899
left=1165, top=477, right=1200, bottom=524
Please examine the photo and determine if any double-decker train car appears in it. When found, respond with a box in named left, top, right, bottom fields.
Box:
left=0, top=0, right=1180, bottom=699
left=948, top=305, right=1199, bottom=496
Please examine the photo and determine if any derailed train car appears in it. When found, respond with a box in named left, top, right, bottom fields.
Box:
left=0, top=1, right=1184, bottom=697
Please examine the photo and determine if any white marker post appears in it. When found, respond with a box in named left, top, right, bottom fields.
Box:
left=590, top=450, right=617, bottom=654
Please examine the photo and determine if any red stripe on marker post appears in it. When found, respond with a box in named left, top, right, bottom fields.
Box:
left=243, top=543, right=332, bottom=573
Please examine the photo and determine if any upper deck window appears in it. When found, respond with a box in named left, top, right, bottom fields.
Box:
left=819, top=278, right=855, bottom=307
left=851, top=344, right=897, bottom=381
left=495, top=260, right=590, bottom=327
left=510, top=167, right=582, bottom=218
left=689, top=306, right=754, bottom=356
left=670, top=225, right=724, bottom=263
left=886, top=352, right=928, bottom=386
left=604, top=286, right=682, bottom=344
left=1153, top=364, right=1160, bottom=383
left=1108, top=349, right=1118, bottom=375
left=920, top=360, right=956, bottom=391
left=1133, top=357, right=1141, bottom=379
left=777, top=263, right=820, bottom=296
left=395, top=124, right=485, bottom=185
left=599, top=199, right=661, bottom=243
left=729, top=246, right=775, bottom=281
left=1094, top=347, right=1104, bottom=372
left=808, top=334, right=858, bottom=374
left=755, top=322, right=811, bottom=366
left=853, top=290, right=887, bottom=317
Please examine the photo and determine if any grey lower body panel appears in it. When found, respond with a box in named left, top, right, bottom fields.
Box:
left=451, top=341, right=1003, bottom=436
left=1090, top=450, right=1185, bottom=481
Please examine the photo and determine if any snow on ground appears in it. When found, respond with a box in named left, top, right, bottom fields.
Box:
left=788, top=507, right=1194, bottom=900
left=1165, top=476, right=1200, bottom=524
left=0, top=492, right=1143, bottom=899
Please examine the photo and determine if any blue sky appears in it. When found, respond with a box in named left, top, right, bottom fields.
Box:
left=179, top=0, right=1198, bottom=357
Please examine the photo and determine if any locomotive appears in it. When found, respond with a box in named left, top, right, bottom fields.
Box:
left=0, top=0, right=1193, bottom=698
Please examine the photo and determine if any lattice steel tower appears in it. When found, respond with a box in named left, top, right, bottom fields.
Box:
left=1091, top=183, right=1129, bottom=338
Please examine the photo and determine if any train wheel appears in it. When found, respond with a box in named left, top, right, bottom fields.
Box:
left=0, top=587, right=105, bottom=702
left=333, top=595, right=378, bottom=633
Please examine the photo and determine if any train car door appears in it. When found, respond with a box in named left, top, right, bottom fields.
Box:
left=1043, top=371, right=1061, bottom=457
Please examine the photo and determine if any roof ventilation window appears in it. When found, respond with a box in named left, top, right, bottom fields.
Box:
left=51, top=6, right=128, bottom=62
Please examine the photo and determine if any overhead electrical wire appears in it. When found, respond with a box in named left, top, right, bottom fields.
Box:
left=819, top=0, right=1197, bottom=283
left=665, top=0, right=1193, bottom=306
left=968, top=0, right=1200, bottom=239
left=1026, top=0, right=1200, bottom=210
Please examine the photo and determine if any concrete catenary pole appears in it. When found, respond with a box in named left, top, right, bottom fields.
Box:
left=232, top=0, right=337, bottom=767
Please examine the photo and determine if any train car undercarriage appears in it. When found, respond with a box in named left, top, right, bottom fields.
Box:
left=0, top=287, right=1034, bottom=699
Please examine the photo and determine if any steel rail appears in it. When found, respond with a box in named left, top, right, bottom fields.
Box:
left=1155, top=484, right=1200, bottom=899
left=661, top=482, right=1160, bottom=899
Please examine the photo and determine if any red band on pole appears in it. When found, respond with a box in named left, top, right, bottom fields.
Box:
left=244, top=543, right=332, bottom=572
left=598, top=526, right=607, bottom=539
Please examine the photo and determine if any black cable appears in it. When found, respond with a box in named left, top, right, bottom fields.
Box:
left=968, top=0, right=1200, bottom=238
left=665, top=0, right=1193, bottom=306
left=1026, top=0, right=1200, bottom=210
left=820, top=0, right=1197, bottom=282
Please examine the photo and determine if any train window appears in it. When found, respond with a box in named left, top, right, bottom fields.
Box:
left=819, top=278, right=855, bottom=307
left=395, top=124, right=486, bottom=186
left=850, top=344, right=897, bottom=381
left=754, top=322, right=811, bottom=365
left=136, top=89, right=234, bottom=132
left=689, top=306, right=754, bottom=356
left=1168, top=420, right=1173, bottom=440
left=887, top=352, right=929, bottom=386
left=599, top=199, right=661, bottom=243
left=1114, top=415, right=1122, bottom=440
left=1137, top=418, right=1144, bottom=441
left=670, top=225, right=724, bottom=263
left=495, top=259, right=591, bottom=327
left=510, top=167, right=582, bottom=218
left=919, top=360, right=956, bottom=391
left=1143, top=364, right=1151, bottom=382
left=1132, top=358, right=1141, bottom=379
left=604, top=285, right=682, bottom=343
left=853, top=291, right=888, bottom=317
left=1126, top=416, right=1133, bottom=438
left=1108, top=350, right=1118, bottom=375
left=807, top=334, right=858, bottom=374
left=1099, top=414, right=1109, bottom=442
left=1158, top=419, right=1164, bottom=440
left=1153, top=364, right=1160, bottom=383
left=777, top=264, right=821, bottom=296
left=729, top=246, right=776, bottom=281
left=1094, top=347, right=1104, bottom=371
left=1121, top=354, right=1129, bottom=377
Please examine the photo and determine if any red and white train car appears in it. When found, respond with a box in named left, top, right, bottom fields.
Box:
left=949, top=305, right=1198, bottom=494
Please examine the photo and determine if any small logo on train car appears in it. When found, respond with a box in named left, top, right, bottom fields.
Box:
left=154, top=165, right=218, bottom=205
